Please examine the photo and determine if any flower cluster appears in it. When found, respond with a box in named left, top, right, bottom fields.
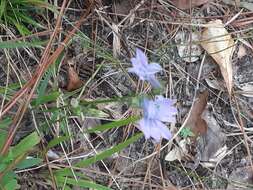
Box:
left=128, top=48, right=177, bottom=142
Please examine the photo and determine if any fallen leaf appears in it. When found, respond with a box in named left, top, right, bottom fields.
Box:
left=198, top=110, right=227, bottom=166
left=170, top=0, right=210, bottom=10
left=184, top=91, right=227, bottom=168
left=165, top=139, right=188, bottom=162
left=201, top=19, right=235, bottom=94
left=238, top=83, right=253, bottom=98
left=66, top=66, right=83, bottom=91
left=185, top=90, right=209, bottom=138
left=175, top=31, right=202, bottom=63
left=205, top=78, right=224, bottom=91
left=237, top=44, right=247, bottom=59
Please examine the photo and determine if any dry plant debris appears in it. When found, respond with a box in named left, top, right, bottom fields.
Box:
left=185, top=91, right=209, bottom=138
left=66, top=66, right=83, bottom=91
left=227, top=166, right=253, bottom=189
left=1, top=0, right=253, bottom=189
left=175, top=31, right=202, bottom=63
left=170, top=0, right=210, bottom=10
left=201, top=19, right=235, bottom=95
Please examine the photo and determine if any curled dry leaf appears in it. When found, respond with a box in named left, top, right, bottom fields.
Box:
left=184, top=91, right=227, bottom=167
left=165, top=139, right=188, bottom=162
left=165, top=91, right=208, bottom=163
left=170, top=0, right=210, bottom=10
left=185, top=90, right=208, bottom=138
left=66, top=66, right=83, bottom=91
left=201, top=19, right=235, bottom=95
left=198, top=110, right=227, bottom=166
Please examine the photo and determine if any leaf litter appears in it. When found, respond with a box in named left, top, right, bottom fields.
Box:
left=165, top=91, right=227, bottom=168
left=170, top=0, right=211, bottom=10
left=3, top=0, right=253, bottom=189
left=201, top=19, right=235, bottom=95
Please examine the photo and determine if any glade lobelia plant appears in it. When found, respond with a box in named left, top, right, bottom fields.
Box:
left=128, top=48, right=177, bottom=142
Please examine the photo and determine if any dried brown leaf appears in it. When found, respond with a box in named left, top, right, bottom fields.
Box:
left=165, top=139, right=188, bottom=162
left=170, top=0, right=210, bottom=10
left=185, top=91, right=208, bottom=138
left=201, top=19, right=235, bottom=95
left=66, top=66, right=83, bottom=91
left=198, top=110, right=227, bottom=164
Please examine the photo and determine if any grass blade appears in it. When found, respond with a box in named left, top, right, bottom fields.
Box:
left=56, top=133, right=143, bottom=177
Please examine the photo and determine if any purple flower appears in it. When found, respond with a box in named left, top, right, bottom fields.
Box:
left=128, top=48, right=162, bottom=88
left=138, top=96, right=177, bottom=142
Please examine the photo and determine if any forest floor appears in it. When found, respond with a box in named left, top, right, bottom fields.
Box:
left=1, top=0, right=253, bottom=189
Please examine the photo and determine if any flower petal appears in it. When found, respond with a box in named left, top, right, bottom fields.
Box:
left=138, top=118, right=151, bottom=139
left=149, top=120, right=172, bottom=142
left=154, top=97, right=177, bottom=122
left=147, top=76, right=161, bottom=88
left=136, top=48, right=148, bottom=66
left=154, top=120, right=172, bottom=140
left=146, top=63, right=162, bottom=74
left=130, top=58, right=139, bottom=68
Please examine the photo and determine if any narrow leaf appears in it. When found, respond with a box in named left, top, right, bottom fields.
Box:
left=11, top=132, right=40, bottom=158
left=56, top=133, right=143, bottom=176
left=56, top=177, right=111, bottom=190
left=87, top=116, right=139, bottom=133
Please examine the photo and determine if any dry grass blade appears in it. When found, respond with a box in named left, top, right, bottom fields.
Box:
left=170, top=0, right=210, bottom=10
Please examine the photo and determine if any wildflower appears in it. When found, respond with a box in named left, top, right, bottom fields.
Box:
left=138, top=96, right=177, bottom=142
left=128, top=48, right=162, bottom=88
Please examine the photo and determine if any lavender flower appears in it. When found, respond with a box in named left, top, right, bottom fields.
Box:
left=128, top=48, right=162, bottom=88
left=138, top=96, right=177, bottom=142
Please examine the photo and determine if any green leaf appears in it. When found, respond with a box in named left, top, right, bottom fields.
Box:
left=0, top=171, right=17, bottom=187
left=56, top=177, right=112, bottom=190
left=6, top=16, right=31, bottom=36
left=0, top=82, right=23, bottom=95
left=0, top=117, right=12, bottom=129
left=46, top=135, right=71, bottom=151
left=0, top=118, right=11, bottom=150
left=16, top=157, right=42, bottom=170
left=31, top=91, right=60, bottom=107
left=0, top=40, right=46, bottom=49
left=11, top=132, right=40, bottom=159
left=0, top=0, right=6, bottom=20
left=18, top=12, right=45, bottom=28
left=180, top=128, right=195, bottom=138
left=0, top=132, right=8, bottom=151
left=37, top=69, right=53, bottom=98
left=56, top=133, right=143, bottom=176
left=87, top=116, right=139, bottom=133
left=4, top=178, right=19, bottom=190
